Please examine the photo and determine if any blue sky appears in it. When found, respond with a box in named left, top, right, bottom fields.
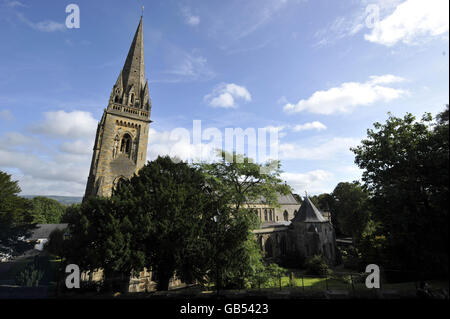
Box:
left=0, top=0, right=448, bottom=196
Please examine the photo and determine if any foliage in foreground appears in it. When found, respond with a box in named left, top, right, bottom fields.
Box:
left=59, top=154, right=288, bottom=292
left=15, top=257, right=45, bottom=287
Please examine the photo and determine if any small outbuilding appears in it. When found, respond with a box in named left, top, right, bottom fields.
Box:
left=28, top=224, right=69, bottom=251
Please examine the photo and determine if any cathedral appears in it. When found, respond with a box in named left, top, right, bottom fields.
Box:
left=83, top=16, right=337, bottom=291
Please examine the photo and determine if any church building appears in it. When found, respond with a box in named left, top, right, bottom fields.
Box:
left=250, top=194, right=337, bottom=264
left=82, top=16, right=337, bottom=292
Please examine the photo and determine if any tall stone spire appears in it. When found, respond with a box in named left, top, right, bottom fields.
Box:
left=111, top=16, right=149, bottom=110
left=84, top=15, right=152, bottom=200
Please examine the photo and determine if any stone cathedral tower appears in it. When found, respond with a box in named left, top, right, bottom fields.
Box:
left=84, top=17, right=151, bottom=199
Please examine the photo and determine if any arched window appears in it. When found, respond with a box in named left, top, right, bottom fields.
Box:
left=264, top=209, right=268, bottom=222
left=269, top=209, right=273, bottom=221
left=120, top=133, right=132, bottom=154
left=283, top=210, right=289, bottom=221
left=130, top=93, right=135, bottom=105
left=114, top=95, right=119, bottom=103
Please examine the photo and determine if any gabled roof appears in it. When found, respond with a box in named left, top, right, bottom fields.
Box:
left=293, top=196, right=327, bottom=223
left=246, top=192, right=300, bottom=205
left=277, top=193, right=300, bottom=205
left=28, top=224, right=68, bottom=240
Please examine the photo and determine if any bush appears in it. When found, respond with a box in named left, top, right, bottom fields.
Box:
left=339, top=246, right=363, bottom=271
left=249, top=263, right=287, bottom=289
left=45, top=229, right=65, bottom=257
left=305, top=255, right=332, bottom=276
left=15, top=263, right=44, bottom=287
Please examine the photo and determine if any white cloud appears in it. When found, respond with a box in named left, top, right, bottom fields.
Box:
left=0, top=109, right=13, bottom=121
left=365, top=0, right=449, bottom=46
left=0, top=132, right=91, bottom=196
left=161, top=51, right=215, bottom=83
left=279, top=137, right=360, bottom=160
left=180, top=6, right=200, bottom=26
left=17, top=12, right=65, bottom=32
left=0, top=148, right=89, bottom=185
left=32, top=110, right=97, bottom=139
left=283, top=75, right=408, bottom=114
left=235, top=0, right=291, bottom=40
left=0, top=110, right=97, bottom=195
left=281, top=170, right=333, bottom=195
left=59, top=140, right=94, bottom=155
left=205, top=83, right=252, bottom=108
left=0, top=132, right=36, bottom=150
left=10, top=174, right=86, bottom=197
left=277, top=96, right=288, bottom=104
left=5, top=1, right=27, bottom=8
left=147, top=128, right=218, bottom=163
left=186, top=15, right=200, bottom=26
left=368, top=74, right=406, bottom=84
left=262, top=125, right=287, bottom=138
left=293, top=121, right=327, bottom=132
left=314, top=14, right=365, bottom=47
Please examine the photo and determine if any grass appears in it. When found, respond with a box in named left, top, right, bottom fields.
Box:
left=260, top=275, right=350, bottom=290
left=253, top=271, right=448, bottom=293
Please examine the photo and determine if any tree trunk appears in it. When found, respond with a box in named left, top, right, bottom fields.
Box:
left=156, top=269, right=172, bottom=291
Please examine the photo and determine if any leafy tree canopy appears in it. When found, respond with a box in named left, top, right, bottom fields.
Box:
left=0, top=171, right=34, bottom=256
left=196, top=150, right=291, bottom=212
left=29, top=196, right=66, bottom=224
left=331, top=181, right=371, bottom=239
left=351, top=107, right=449, bottom=278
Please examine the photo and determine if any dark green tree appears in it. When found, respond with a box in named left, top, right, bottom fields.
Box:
left=292, top=193, right=303, bottom=204
left=30, top=196, right=66, bottom=224
left=309, top=193, right=333, bottom=212
left=62, top=197, right=144, bottom=292
left=351, top=107, right=449, bottom=279
left=114, top=156, right=217, bottom=290
left=45, top=228, right=65, bottom=257
left=60, top=203, right=81, bottom=224
left=331, top=182, right=371, bottom=238
left=0, top=171, right=34, bottom=256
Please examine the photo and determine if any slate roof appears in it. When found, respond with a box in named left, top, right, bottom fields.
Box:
left=246, top=192, right=300, bottom=205
left=28, top=224, right=68, bottom=240
left=276, top=193, right=300, bottom=205
left=293, top=197, right=327, bottom=223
